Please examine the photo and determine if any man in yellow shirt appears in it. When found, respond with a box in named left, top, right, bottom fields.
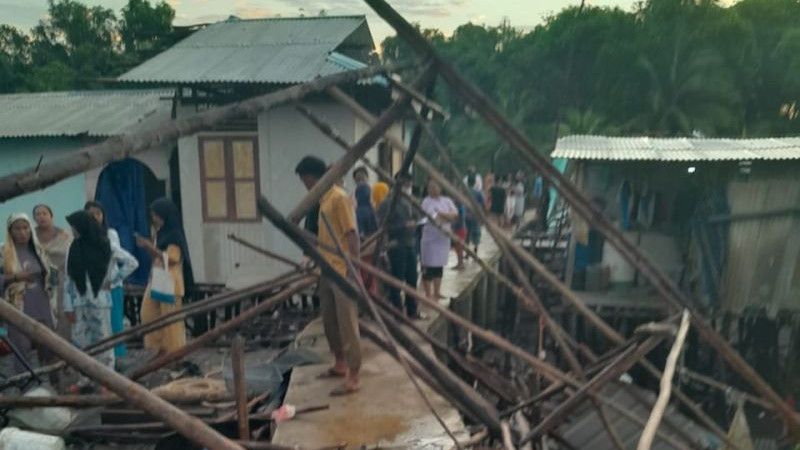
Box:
left=295, top=156, right=361, bottom=396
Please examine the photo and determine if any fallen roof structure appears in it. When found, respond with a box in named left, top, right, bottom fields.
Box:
left=0, top=1, right=794, bottom=449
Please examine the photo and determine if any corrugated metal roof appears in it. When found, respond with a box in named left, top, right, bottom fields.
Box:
left=557, top=383, right=716, bottom=450
left=553, top=135, right=800, bottom=161
left=0, top=89, right=171, bottom=138
left=118, top=16, right=374, bottom=84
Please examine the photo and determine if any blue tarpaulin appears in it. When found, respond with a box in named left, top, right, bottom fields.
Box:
left=95, top=159, right=152, bottom=286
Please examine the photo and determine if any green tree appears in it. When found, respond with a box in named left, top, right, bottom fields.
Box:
left=29, top=0, right=120, bottom=89
left=120, top=0, right=176, bottom=60
left=0, top=25, right=30, bottom=92
left=733, top=0, right=800, bottom=135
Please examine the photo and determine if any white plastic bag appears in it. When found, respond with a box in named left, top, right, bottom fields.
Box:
left=150, top=252, right=175, bottom=304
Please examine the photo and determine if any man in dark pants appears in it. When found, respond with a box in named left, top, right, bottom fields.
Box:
left=377, top=172, right=423, bottom=319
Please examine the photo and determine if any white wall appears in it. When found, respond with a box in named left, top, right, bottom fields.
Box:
left=177, top=99, right=406, bottom=287
left=256, top=101, right=357, bottom=286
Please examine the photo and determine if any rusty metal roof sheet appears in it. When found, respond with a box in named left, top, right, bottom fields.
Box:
left=118, top=15, right=374, bottom=84
left=553, top=135, right=800, bottom=161
left=0, top=89, right=171, bottom=138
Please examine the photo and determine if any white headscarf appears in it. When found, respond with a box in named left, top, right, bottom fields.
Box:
left=3, top=213, right=51, bottom=310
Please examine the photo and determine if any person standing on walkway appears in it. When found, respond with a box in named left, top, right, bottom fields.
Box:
left=377, top=172, right=422, bottom=319
left=503, top=175, right=517, bottom=229
left=295, top=156, right=362, bottom=396
left=420, top=179, right=458, bottom=300
left=64, top=210, right=137, bottom=392
left=463, top=165, right=483, bottom=191
left=136, top=198, right=193, bottom=355
left=353, top=168, right=378, bottom=238
left=85, top=201, right=139, bottom=361
left=452, top=201, right=467, bottom=270
left=465, top=174, right=485, bottom=254
left=483, top=173, right=495, bottom=213
left=33, top=204, right=72, bottom=339
left=489, top=175, right=506, bottom=226
left=1, top=213, right=57, bottom=376
left=512, top=172, right=526, bottom=227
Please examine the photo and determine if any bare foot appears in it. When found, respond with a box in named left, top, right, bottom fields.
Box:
left=317, top=367, right=347, bottom=379
left=330, top=377, right=360, bottom=396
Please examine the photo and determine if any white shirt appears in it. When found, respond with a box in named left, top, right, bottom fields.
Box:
left=463, top=173, right=483, bottom=191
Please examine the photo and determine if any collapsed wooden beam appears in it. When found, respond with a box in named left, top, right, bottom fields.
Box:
left=361, top=0, right=799, bottom=433
left=0, top=299, right=243, bottom=450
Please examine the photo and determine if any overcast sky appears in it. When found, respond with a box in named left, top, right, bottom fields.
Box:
left=1, top=0, right=637, bottom=44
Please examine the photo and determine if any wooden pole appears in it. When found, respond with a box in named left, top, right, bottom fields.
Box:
left=232, top=335, right=250, bottom=440
left=637, top=311, right=691, bottom=450
left=362, top=0, right=799, bottom=434
left=0, top=64, right=392, bottom=203
left=0, top=299, right=243, bottom=450
left=130, top=276, right=316, bottom=380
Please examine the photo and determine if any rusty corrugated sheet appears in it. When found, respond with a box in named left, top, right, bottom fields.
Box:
left=553, top=135, right=800, bottom=161
left=0, top=89, right=171, bottom=138
left=557, top=383, right=715, bottom=450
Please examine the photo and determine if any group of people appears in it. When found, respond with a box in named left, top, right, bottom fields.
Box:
left=0, top=197, right=193, bottom=393
left=482, top=168, right=528, bottom=229
left=294, top=155, right=532, bottom=397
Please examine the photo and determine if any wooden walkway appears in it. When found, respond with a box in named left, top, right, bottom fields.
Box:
left=272, top=220, right=514, bottom=449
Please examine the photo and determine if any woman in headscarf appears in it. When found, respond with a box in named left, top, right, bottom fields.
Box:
left=64, top=210, right=137, bottom=390
left=85, top=201, right=139, bottom=360
left=33, top=204, right=72, bottom=338
left=136, top=198, right=194, bottom=354
left=420, top=179, right=458, bottom=300
left=1, top=213, right=56, bottom=375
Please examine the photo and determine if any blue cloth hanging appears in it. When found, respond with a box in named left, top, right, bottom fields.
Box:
left=95, top=159, right=152, bottom=286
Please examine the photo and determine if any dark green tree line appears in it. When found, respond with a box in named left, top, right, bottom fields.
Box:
left=0, top=0, right=178, bottom=92
left=3, top=0, right=800, bottom=174
left=381, top=0, right=800, bottom=173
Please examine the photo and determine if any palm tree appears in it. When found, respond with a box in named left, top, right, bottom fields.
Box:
left=560, top=108, right=620, bottom=136
left=636, top=27, right=741, bottom=136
